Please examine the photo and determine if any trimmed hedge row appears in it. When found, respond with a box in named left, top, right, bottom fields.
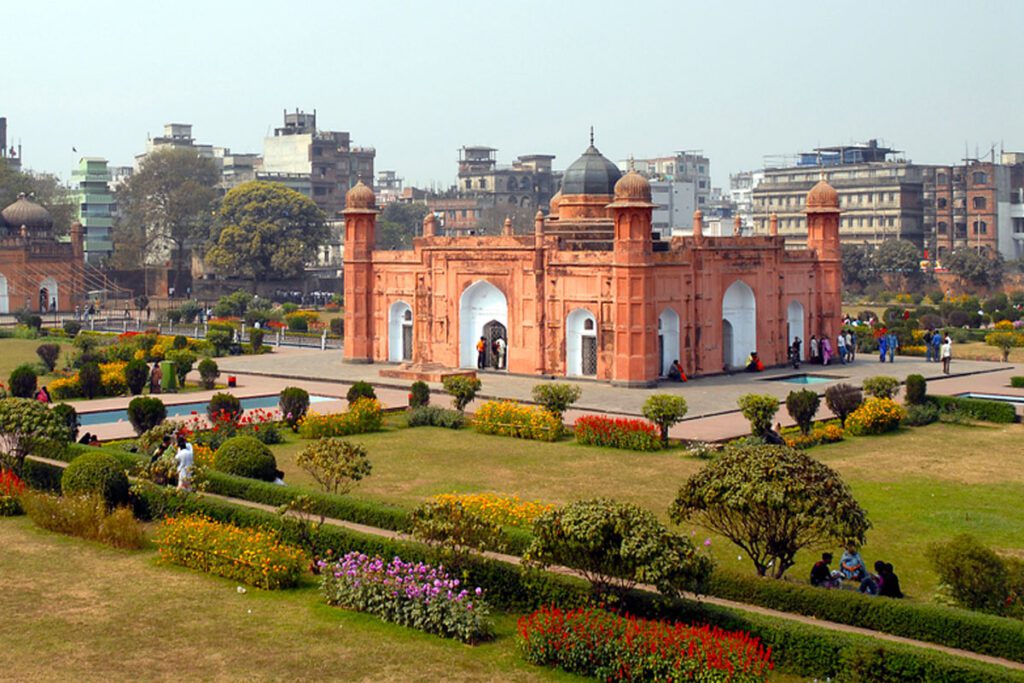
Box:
left=709, top=571, right=1024, bottom=664
left=130, top=484, right=1024, bottom=683
left=930, top=395, right=1017, bottom=423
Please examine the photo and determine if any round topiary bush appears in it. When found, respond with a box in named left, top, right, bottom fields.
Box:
left=79, top=362, right=102, bottom=399
left=409, top=381, right=431, bottom=409
left=61, top=452, right=130, bottom=507
left=127, top=396, right=167, bottom=435
left=125, top=359, right=150, bottom=395
left=8, top=364, right=38, bottom=398
left=198, top=358, right=219, bottom=390
left=904, top=374, right=927, bottom=406
left=207, top=392, right=242, bottom=422
left=279, top=386, right=310, bottom=431
left=346, top=381, right=376, bottom=406
left=214, top=436, right=277, bottom=481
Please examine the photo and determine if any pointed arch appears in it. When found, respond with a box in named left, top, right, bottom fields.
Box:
left=566, top=307, right=597, bottom=377
left=0, top=273, right=8, bottom=314
left=658, top=308, right=681, bottom=376
left=722, top=280, right=756, bottom=369
left=459, top=281, right=508, bottom=368
left=787, top=300, right=805, bottom=360
left=388, top=300, right=413, bottom=362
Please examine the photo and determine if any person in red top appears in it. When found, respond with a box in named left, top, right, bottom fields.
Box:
left=667, top=360, right=687, bottom=382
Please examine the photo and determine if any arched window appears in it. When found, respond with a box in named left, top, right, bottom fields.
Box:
left=937, top=221, right=947, bottom=234
left=567, top=309, right=598, bottom=377
left=972, top=196, right=987, bottom=210
left=973, top=220, right=988, bottom=235
left=388, top=301, right=413, bottom=362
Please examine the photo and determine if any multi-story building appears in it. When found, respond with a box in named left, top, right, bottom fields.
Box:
left=649, top=180, right=695, bottom=234
left=730, top=170, right=764, bottom=233
left=70, top=157, right=116, bottom=264
left=376, top=170, right=404, bottom=205
left=137, top=123, right=217, bottom=166
left=260, top=109, right=375, bottom=217
left=752, top=141, right=925, bottom=249
left=626, top=151, right=712, bottom=207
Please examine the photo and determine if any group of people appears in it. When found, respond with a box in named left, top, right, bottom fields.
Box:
left=804, top=331, right=857, bottom=367
left=150, top=433, right=195, bottom=491
left=876, top=331, right=900, bottom=363
left=810, top=545, right=903, bottom=598
left=475, top=336, right=507, bottom=370
left=923, top=329, right=954, bottom=374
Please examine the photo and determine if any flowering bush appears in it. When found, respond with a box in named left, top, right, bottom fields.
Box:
left=177, top=407, right=283, bottom=450
left=49, top=375, right=83, bottom=400
left=472, top=400, right=561, bottom=441
left=573, top=415, right=661, bottom=451
left=517, top=606, right=773, bottom=682
left=784, top=423, right=845, bottom=450
left=845, top=397, right=906, bottom=436
left=319, top=551, right=492, bottom=643
left=155, top=514, right=306, bottom=589
left=298, top=398, right=383, bottom=439
left=432, top=493, right=553, bottom=528
left=0, top=468, right=26, bottom=516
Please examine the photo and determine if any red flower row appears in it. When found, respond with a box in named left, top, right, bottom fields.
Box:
left=0, top=468, right=26, bottom=497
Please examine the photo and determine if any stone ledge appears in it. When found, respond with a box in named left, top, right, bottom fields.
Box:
left=379, top=362, right=477, bottom=383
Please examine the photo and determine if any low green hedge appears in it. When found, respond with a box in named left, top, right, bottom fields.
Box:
left=1011, top=376, right=1024, bottom=389
left=930, top=395, right=1017, bottom=423
left=130, top=484, right=1024, bottom=683
left=708, top=571, right=1024, bottom=663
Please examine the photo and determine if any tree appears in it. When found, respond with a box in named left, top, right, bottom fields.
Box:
left=841, top=243, right=874, bottom=292
left=874, top=239, right=922, bottom=290
left=785, top=389, right=820, bottom=435
left=945, top=249, right=1004, bottom=289
left=985, top=329, right=1024, bottom=362
left=642, top=394, right=688, bottom=446
left=376, top=202, right=430, bottom=250
left=525, top=498, right=712, bottom=599
left=737, top=394, right=779, bottom=436
left=0, top=398, right=70, bottom=474
left=206, top=181, right=328, bottom=281
left=114, top=148, right=219, bottom=287
left=531, top=383, right=582, bottom=421
left=0, top=161, right=76, bottom=238
left=295, top=438, right=372, bottom=496
left=443, top=375, right=482, bottom=412
left=670, top=444, right=870, bottom=578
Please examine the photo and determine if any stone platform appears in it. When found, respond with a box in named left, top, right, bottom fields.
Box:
left=378, top=362, right=477, bottom=383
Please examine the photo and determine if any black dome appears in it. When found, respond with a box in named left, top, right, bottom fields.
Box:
left=561, top=144, right=622, bottom=195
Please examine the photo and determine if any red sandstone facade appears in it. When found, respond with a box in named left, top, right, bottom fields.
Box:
left=343, top=145, right=842, bottom=386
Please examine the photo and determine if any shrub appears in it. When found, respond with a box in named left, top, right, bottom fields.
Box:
left=411, top=497, right=506, bottom=568
left=21, top=491, right=144, bottom=548
left=165, top=309, right=182, bottom=324
left=737, top=394, right=779, bottom=436
left=207, top=392, right=242, bottom=422
left=863, top=375, right=900, bottom=399
left=443, top=375, right=481, bottom=411
left=36, top=343, right=61, bottom=372
left=1012, top=376, right=1024, bottom=389
left=432, top=493, right=553, bottom=529
left=78, top=362, right=101, bottom=399
left=63, top=320, right=82, bottom=337
left=279, top=386, right=310, bottom=431
left=986, top=330, right=1024, bottom=362
left=472, top=400, right=562, bottom=441
left=124, top=359, right=149, bottom=395
left=845, top=397, right=907, bottom=435
left=329, top=317, right=343, bottom=336
left=298, top=398, right=383, bottom=438
left=573, top=415, right=660, bottom=451
left=407, top=406, right=464, bottom=429
left=249, top=327, right=264, bottom=352
left=213, top=436, right=277, bottom=482
left=930, top=395, right=1017, bottom=424
left=0, top=468, right=26, bottom=516
left=518, top=606, right=773, bottom=683
left=903, top=402, right=939, bottom=427
left=127, top=396, right=167, bottom=435
left=929, top=535, right=1013, bottom=614
left=0, top=397, right=71, bottom=473
left=345, top=380, right=376, bottom=405
left=642, top=394, right=688, bottom=446
left=526, top=498, right=712, bottom=599
left=50, top=403, right=79, bottom=442
left=285, top=311, right=309, bottom=332
left=155, top=514, right=305, bottom=589
left=320, top=551, right=492, bottom=643
left=296, top=438, right=371, bottom=495
left=905, top=373, right=927, bottom=405
left=8, top=364, right=37, bottom=398
left=824, top=383, right=862, bottom=426
left=48, top=376, right=81, bottom=400
left=99, top=361, right=128, bottom=396
left=198, top=358, right=219, bottom=389
left=206, top=327, right=233, bottom=356
left=530, top=382, right=581, bottom=420
left=61, top=452, right=131, bottom=507
left=166, top=349, right=197, bottom=386
left=409, top=380, right=430, bottom=408
left=785, top=389, right=820, bottom=435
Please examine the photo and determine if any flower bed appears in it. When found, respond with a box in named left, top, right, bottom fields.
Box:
left=298, top=398, right=383, bottom=439
left=845, top=397, right=906, bottom=435
left=319, top=551, right=492, bottom=643
left=573, top=415, right=661, bottom=451
left=154, top=514, right=306, bottom=589
left=784, top=423, right=845, bottom=450
left=0, top=468, right=26, bottom=516
left=518, top=606, right=773, bottom=682
left=472, top=400, right=562, bottom=442
left=432, top=493, right=553, bottom=528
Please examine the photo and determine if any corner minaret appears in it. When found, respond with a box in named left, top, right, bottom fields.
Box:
left=608, top=170, right=658, bottom=386
left=805, top=174, right=842, bottom=339
left=342, top=180, right=377, bottom=363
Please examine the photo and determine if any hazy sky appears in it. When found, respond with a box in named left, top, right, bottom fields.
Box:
left=5, top=0, right=1022, bottom=188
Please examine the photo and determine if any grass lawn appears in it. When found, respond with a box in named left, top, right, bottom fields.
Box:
left=0, top=337, right=72, bottom=387
left=270, top=420, right=1024, bottom=600
left=949, top=340, right=1024, bottom=364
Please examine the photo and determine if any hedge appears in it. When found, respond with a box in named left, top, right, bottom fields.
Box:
left=930, top=395, right=1017, bottom=423
left=129, top=484, right=1024, bottom=683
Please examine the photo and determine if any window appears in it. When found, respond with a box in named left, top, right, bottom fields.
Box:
left=583, top=318, right=595, bottom=331
left=698, top=181, right=706, bottom=188
left=313, top=186, right=327, bottom=196
left=973, top=171, right=988, bottom=185
left=478, top=179, right=487, bottom=189
left=973, top=220, right=987, bottom=234
left=464, top=179, right=471, bottom=189
left=938, top=221, right=947, bottom=234
left=937, top=173, right=947, bottom=184
left=937, top=197, right=947, bottom=208
left=972, top=196, right=987, bottom=210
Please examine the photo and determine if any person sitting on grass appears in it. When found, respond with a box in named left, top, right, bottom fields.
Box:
left=877, top=561, right=904, bottom=598
left=666, top=359, right=687, bottom=382
left=810, top=552, right=842, bottom=589
left=839, top=544, right=868, bottom=581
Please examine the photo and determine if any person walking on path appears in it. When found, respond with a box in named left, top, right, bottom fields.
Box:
left=886, top=332, right=898, bottom=362
left=941, top=335, right=952, bottom=374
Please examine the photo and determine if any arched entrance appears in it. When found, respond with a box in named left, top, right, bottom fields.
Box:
left=388, top=301, right=413, bottom=362
left=459, top=280, right=508, bottom=369
left=787, top=300, right=805, bottom=359
left=40, top=277, right=58, bottom=312
left=658, top=308, right=680, bottom=377
left=0, top=273, right=8, bottom=314
left=483, top=320, right=507, bottom=370
left=722, top=280, right=756, bottom=369
left=566, top=308, right=597, bottom=377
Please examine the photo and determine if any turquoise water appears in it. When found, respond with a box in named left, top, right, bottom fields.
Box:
left=957, top=392, right=1024, bottom=405
left=78, top=394, right=336, bottom=427
left=773, top=374, right=835, bottom=385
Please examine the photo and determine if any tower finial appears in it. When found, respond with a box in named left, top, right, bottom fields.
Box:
left=628, top=155, right=635, bottom=172
left=589, top=126, right=594, bottom=147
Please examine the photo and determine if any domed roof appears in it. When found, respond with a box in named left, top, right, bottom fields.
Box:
left=613, top=170, right=652, bottom=202
left=561, top=143, right=622, bottom=196
left=806, top=177, right=839, bottom=212
left=1, top=193, right=53, bottom=232
left=345, top=180, right=375, bottom=210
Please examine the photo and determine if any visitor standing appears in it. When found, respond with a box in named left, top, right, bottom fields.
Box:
left=476, top=336, right=487, bottom=370
left=836, top=333, right=847, bottom=365
left=941, top=335, right=952, bottom=374
left=925, top=329, right=934, bottom=362
left=790, top=337, right=802, bottom=368
left=174, top=436, right=194, bottom=491
left=887, top=332, right=898, bottom=362
left=809, top=335, right=820, bottom=364
left=878, top=333, right=887, bottom=362
left=149, top=361, right=163, bottom=394
left=932, top=330, right=943, bottom=363
left=495, top=336, right=507, bottom=370
left=845, top=330, right=855, bottom=362
left=820, top=337, right=833, bottom=366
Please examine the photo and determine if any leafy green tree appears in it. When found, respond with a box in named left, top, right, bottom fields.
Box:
left=945, top=249, right=1004, bottom=289
left=206, top=181, right=328, bottom=281
left=443, top=375, right=482, bottom=412
left=642, top=394, right=688, bottom=446
left=531, top=383, right=582, bottom=421
left=670, top=444, right=870, bottom=578
left=295, top=438, right=371, bottom=496
left=841, top=243, right=874, bottom=292
left=874, top=239, right=922, bottom=290
left=113, top=148, right=220, bottom=288
left=737, top=394, right=779, bottom=436
left=0, top=398, right=71, bottom=474
left=0, top=161, right=76, bottom=238
left=985, top=330, right=1024, bottom=362
left=928, top=534, right=1013, bottom=614
left=376, top=202, right=430, bottom=250
left=525, top=498, right=712, bottom=599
